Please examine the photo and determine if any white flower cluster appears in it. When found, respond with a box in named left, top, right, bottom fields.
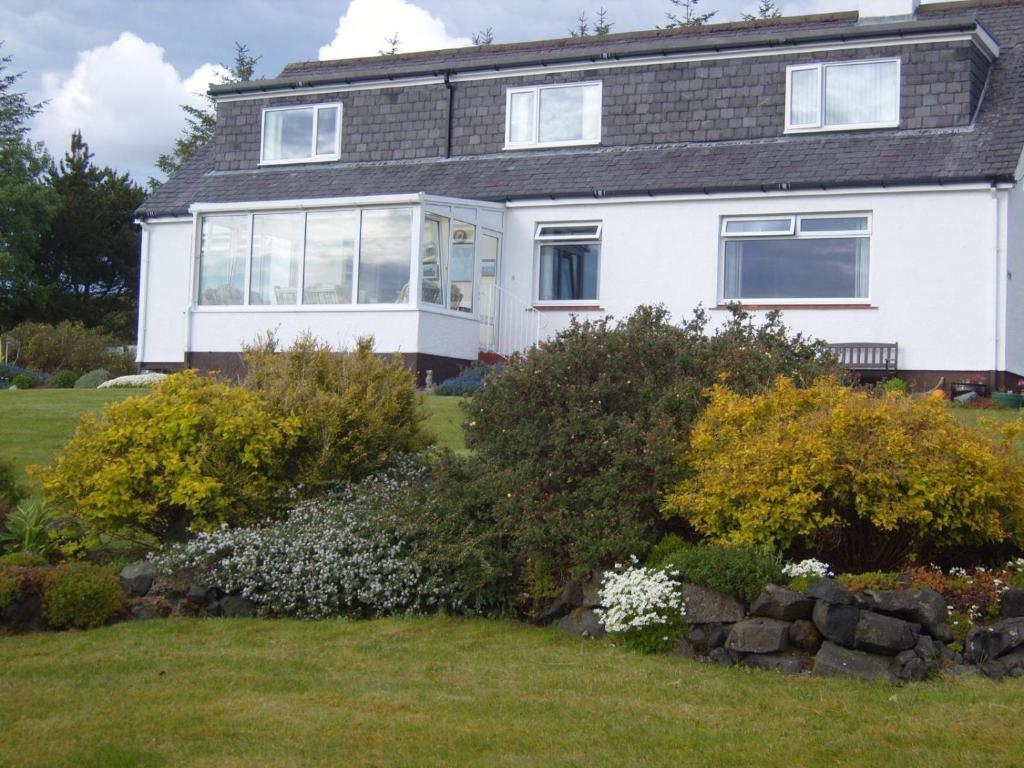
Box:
left=98, top=372, right=167, bottom=389
left=782, top=558, right=833, bottom=579
left=596, top=558, right=686, bottom=634
left=151, top=460, right=454, bottom=619
left=1006, top=558, right=1024, bottom=573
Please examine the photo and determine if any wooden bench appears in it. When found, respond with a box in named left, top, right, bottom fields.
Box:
left=827, top=342, right=898, bottom=372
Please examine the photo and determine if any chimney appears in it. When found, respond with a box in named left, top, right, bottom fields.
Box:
left=858, top=0, right=920, bottom=21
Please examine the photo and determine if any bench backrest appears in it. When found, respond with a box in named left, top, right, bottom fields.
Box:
left=827, top=342, right=898, bottom=371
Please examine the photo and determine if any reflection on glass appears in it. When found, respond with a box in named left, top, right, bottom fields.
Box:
left=450, top=220, right=475, bottom=312
left=250, top=213, right=304, bottom=305
left=539, top=84, right=601, bottom=143
left=263, top=108, right=315, bottom=161
left=478, top=234, right=499, bottom=347
left=358, top=208, right=412, bottom=304
left=789, top=68, right=819, bottom=127
left=825, top=61, right=898, bottom=126
left=198, top=215, right=250, bottom=305
left=421, top=216, right=447, bottom=305
left=303, top=210, right=356, bottom=304
left=723, top=237, right=869, bottom=299
left=315, top=107, right=339, bottom=155
left=508, top=91, right=535, bottom=143
left=724, top=219, right=793, bottom=234
left=538, top=243, right=599, bottom=301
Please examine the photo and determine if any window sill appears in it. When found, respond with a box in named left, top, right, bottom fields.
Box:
left=783, top=122, right=899, bottom=135
left=258, top=156, right=340, bottom=167
left=503, top=139, right=601, bottom=151
left=532, top=304, right=604, bottom=312
left=714, top=303, right=876, bottom=310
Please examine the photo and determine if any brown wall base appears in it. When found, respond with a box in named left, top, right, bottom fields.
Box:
left=858, top=369, right=1024, bottom=394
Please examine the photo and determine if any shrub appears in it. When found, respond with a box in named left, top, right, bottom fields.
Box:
left=837, top=571, right=902, bottom=593
left=38, top=370, right=301, bottom=540
left=11, top=374, right=35, bottom=390
left=881, top=377, right=910, bottom=396
left=596, top=560, right=687, bottom=653
left=98, top=373, right=166, bottom=388
left=0, top=501, right=55, bottom=556
left=907, top=565, right=1006, bottom=621
left=0, top=570, right=21, bottom=609
left=650, top=542, right=784, bottom=603
left=243, top=333, right=427, bottom=492
left=73, top=368, right=111, bottom=389
left=665, top=377, right=1024, bottom=572
left=7, top=321, right=133, bottom=375
left=0, top=458, right=25, bottom=519
left=49, top=369, right=79, bottom=389
left=464, top=305, right=841, bottom=585
left=0, top=551, right=47, bottom=567
left=433, top=363, right=500, bottom=396
left=42, top=562, right=126, bottom=629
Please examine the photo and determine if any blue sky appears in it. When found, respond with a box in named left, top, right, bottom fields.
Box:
left=4, top=0, right=862, bottom=182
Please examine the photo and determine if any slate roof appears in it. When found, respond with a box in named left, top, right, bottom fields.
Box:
left=139, top=0, right=1024, bottom=219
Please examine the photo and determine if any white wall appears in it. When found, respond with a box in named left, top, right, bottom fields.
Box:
left=502, top=187, right=1005, bottom=374
left=137, top=219, right=192, bottom=364
left=1004, top=184, right=1024, bottom=376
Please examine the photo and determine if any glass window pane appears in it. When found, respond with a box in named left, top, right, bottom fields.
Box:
left=315, top=107, right=339, bottom=156
left=723, top=237, right=869, bottom=299
left=250, top=213, right=304, bottom=305
left=450, top=221, right=475, bottom=313
left=421, top=216, right=447, bottom=305
left=358, top=208, right=412, bottom=304
left=537, top=223, right=601, bottom=238
left=824, top=61, right=898, bottom=126
left=508, top=91, right=535, bottom=143
left=800, top=216, right=869, bottom=233
left=538, top=243, right=599, bottom=301
left=539, top=84, right=600, bottom=143
left=303, top=210, right=356, bottom=304
left=198, top=215, right=249, bottom=306
left=263, top=108, right=314, bottom=161
left=724, top=218, right=793, bottom=234
left=789, top=68, right=819, bottom=127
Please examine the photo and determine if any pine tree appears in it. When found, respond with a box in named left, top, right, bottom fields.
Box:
left=742, top=0, right=782, bottom=21
left=570, top=8, right=613, bottom=37
left=663, top=0, right=718, bottom=28
left=472, top=27, right=495, bottom=46
left=595, top=8, right=614, bottom=35
left=380, top=33, right=401, bottom=56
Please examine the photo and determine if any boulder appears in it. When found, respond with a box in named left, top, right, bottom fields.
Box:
left=812, top=641, right=899, bottom=684
left=126, top=596, right=173, bottom=621
left=964, top=617, right=1024, bottom=663
left=726, top=618, right=791, bottom=654
left=853, top=611, right=919, bottom=656
left=789, top=619, right=824, bottom=654
left=707, top=647, right=737, bottom=667
left=218, top=595, right=258, bottom=618
left=673, top=638, right=697, bottom=659
left=538, top=580, right=583, bottom=624
left=679, top=583, right=746, bottom=624
left=750, top=585, right=814, bottom=621
left=812, top=601, right=860, bottom=647
left=552, top=607, right=605, bottom=639
left=741, top=651, right=810, bottom=675
left=859, top=588, right=952, bottom=642
left=1001, top=588, right=1024, bottom=619
left=892, top=649, right=927, bottom=683
left=805, top=579, right=851, bottom=605
left=581, top=570, right=607, bottom=608
left=118, top=561, right=156, bottom=597
left=977, top=648, right=1024, bottom=681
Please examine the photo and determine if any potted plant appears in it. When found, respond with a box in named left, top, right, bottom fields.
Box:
left=950, top=374, right=990, bottom=399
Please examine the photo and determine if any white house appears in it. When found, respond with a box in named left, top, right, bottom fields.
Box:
left=136, top=0, right=1024, bottom=391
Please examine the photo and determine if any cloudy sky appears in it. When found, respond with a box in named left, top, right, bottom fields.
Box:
left=5, top=0, right=876, bottom=183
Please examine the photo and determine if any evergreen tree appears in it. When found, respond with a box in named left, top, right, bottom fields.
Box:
left=570, top=8, right=613, bottom=37
left=663, top=0, right=717, bottom=27
left=151, top=43, right=260, bottom=188
left=380, top=33, right=401, bottom=56
left=743, top=0, right=782, bottom=21
left=472, top=27, right=495, bottom=45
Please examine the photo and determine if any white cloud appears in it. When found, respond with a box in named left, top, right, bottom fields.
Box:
left=34, top=32, right=227, bottom=182
left=318, top=0, right=472, bottom=60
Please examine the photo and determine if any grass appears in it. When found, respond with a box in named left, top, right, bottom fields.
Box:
left=0, top=389, right=466, bottom=496
left=0, top=617, right=1020, bottom=768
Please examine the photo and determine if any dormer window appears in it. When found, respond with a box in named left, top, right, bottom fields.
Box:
left=505, top=82, right=602, bottom=149
left=785, top=59, right=899, bottom=133
left=261, top=103, right=341, bottom=164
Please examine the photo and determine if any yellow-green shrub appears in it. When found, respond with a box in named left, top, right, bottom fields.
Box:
left=243, top=333, right=427, bottom=492
left=38, top=371, right=300, bottom=539
left=664, top=377, right=1024, bottom=571
left=42, top=563, right=125, bottom=629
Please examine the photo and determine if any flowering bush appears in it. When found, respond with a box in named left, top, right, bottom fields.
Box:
left=597, top=558, right=687, bottom=653
left=98, top=372, right=166, bottom=388
left=433, top=363, right=501, bottom=396
left=783, top=558, right=833, bottom=580
left=649, top=539, right=784, bottom=603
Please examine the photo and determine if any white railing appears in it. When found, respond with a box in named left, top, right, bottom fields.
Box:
left=480, top=284, right=546, bottom=357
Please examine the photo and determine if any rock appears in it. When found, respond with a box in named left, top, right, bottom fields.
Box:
left=805, top=579, right=851, bottom=605
left=789, top=619, right=824, bottom=654
left=118, top=561, right=156, bottom=597
left=218, top=595, right=258, bottom=618
left=741, top=651, right=810, bottom=675
left=673, top=638, right=697, bottom=659
left=680, top=583, right=746, bottom=624
left=707, top=625, right=730, bottom=651
left=707, top=647, right=737, bottom=667
left=581, top=570, right=607, bottom=608
left=538, top=580, right=583, bottom=624
left=913, top=634, right=940, bottom=663
left=726, top=618, right=791, bottom=654
left=812, top=641, right=899, bottom=684
left=126, top=596, right=173, bottom=621
left=812, top=601, right=860, bottom=647
left=965, top=617, right=1024, bottom=663
left=552, top=607, right=605, bottom=639
left=853, top=611, right=919, bottom=656
left=859, top=588, right=951, bottom=642
left=1001, top=588, right=1024, bottom=619
left=750, top=585, right=814, bottom=621
left=892, top=649, right=927, bottom=683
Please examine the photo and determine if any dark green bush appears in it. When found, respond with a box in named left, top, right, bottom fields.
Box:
left=0, top=458, right=25, bottom=519
left=0, top=551, right=47, bottom=567
left=50, top=369, right=79, bottom=389
left=42, top=562, right=126, bottom=629
left=881, top=377, right=910, bottom=396
left=8, top=321, right=134, bottom=375
left=463, top=305, right=841, bottom=585
left=11, top=374, right=35, bottom=390
left=649, top=541, right=785, bottom=603
left=0, top=569, right=22, bottom=609
left=73, top=368, right=111, bottom=388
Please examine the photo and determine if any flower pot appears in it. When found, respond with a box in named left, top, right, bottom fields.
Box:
left=992, top=392, right=1022, bottom=409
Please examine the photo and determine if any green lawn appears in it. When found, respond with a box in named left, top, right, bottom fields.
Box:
left=0, top=389, right=466, bottom=495
left=0, top=617, right=1019, bottom=768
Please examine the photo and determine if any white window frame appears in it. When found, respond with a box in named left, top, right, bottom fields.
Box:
left=259, top=102, right=342, bottom=166
left=533, top=220, right=602, bottom=306
left=504, top=81, right=603, bottom=150
left=720, top=216, right=796, bottom=237
left=784, top=59, right=900, bottom=134
left=719, top=212, right=872, bottom=306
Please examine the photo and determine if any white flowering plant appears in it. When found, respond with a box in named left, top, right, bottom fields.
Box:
left=782, top=558, right=833, bottom=580
left=98, top=372, right=167, bottom=388
left=596, top=557, right=687, bottom=653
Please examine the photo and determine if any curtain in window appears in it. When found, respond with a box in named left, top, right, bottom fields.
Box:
left=250, top=213, right=304, bottom=305
left=789, top=68, right=819, bottom=127
left=825, top=61, right=898, bottom=126
left=509, top=92, right=535, bottom=143
left=421, top=216, right=447, bottom=305
left=538, top=243, right=599, bottom=300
